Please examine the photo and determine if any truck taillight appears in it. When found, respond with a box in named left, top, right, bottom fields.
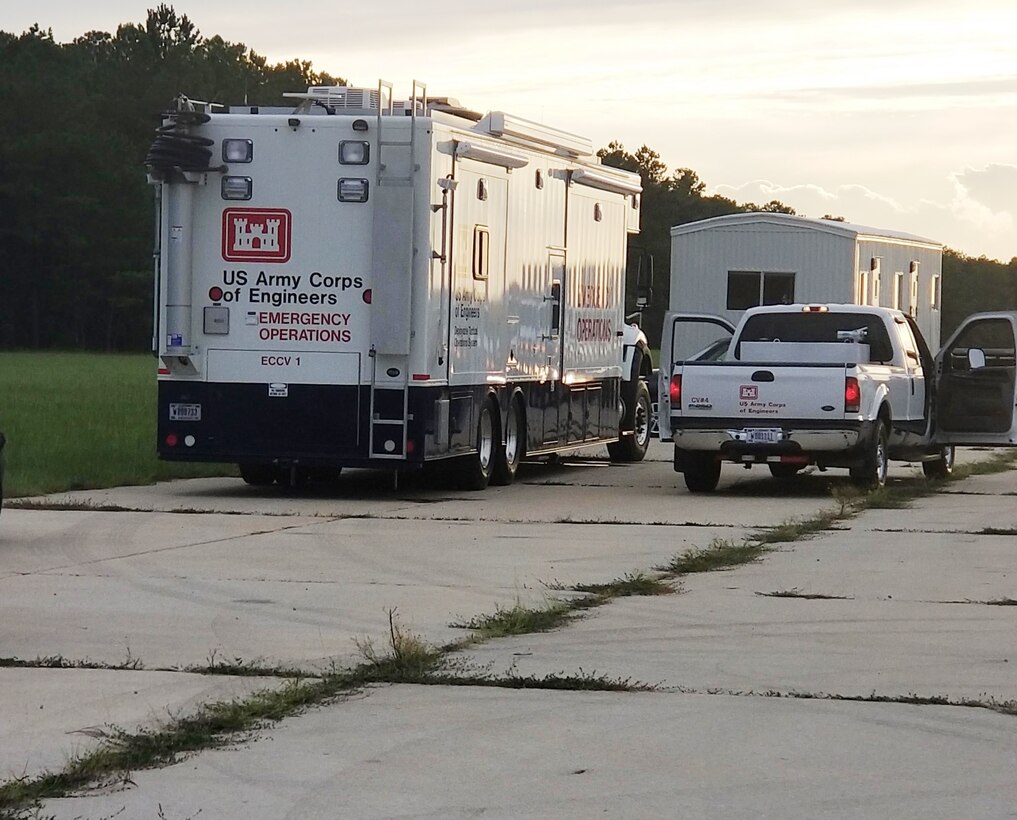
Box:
left=669, top=374, right=682, bottom=406
left=844, top=376, right=861, bottom=413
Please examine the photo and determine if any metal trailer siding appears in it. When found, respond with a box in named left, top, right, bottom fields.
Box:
left=669, top=214, right=943, bottom=346
left=854, top=237, right=943, bottom=349
left=670, top=222, right=857, bottom=327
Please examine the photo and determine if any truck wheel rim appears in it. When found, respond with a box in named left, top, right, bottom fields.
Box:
left=504, top=405, right=520, bottom=467
left=633, top=398, right=649, bottom=446
left=479, top=410, right=494, bottom=471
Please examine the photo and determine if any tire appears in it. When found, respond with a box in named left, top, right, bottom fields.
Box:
left=850, top=419, right=889, bottom=489
left=239, top=463, right=279, bottom=486
left=491, top=398, right=524, bottom=486
left=458, top=398, right=497, bottom=491
left=607, top=380, right=652, bottom=462
left=922, top=445, right=955, bottom=480
left=768, top=463, right=802, bottom=479
left=683, top=452, right=722, bottom=493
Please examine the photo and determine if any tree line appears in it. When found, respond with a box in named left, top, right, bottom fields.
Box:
left=1, top=5, right=1013, bottom=351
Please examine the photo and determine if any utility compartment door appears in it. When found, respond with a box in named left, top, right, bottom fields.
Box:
left=449, top=162, right=508, bottom=384
left=934, top=312, right=1017, bottom=445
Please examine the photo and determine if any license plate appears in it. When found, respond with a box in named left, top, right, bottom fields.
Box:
left=745, top=428, right=781, bottom=444
left=169, top=403, right=201, bottom=422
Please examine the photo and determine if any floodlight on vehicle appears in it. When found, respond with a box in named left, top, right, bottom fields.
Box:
left=338, top=178, right=369, bottom=202
left=222, top=139, right=253, bottom=163
left=221, top=176, right=252, bottom=200
left=339, top=140, right=370, bottom=164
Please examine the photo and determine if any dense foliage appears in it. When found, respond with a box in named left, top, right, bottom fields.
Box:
left=0, top=6, right=340, bottom=350
left=0, top=6, right=1013, bottom=351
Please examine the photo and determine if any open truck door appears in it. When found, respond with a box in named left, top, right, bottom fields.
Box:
left=934, top=312, right=1017, bottom=446
left=657, top=312, right=736, bottom=441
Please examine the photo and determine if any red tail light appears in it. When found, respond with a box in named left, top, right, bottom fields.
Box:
left=669, top=374, right=682, bottom=406
left=844, top=376, right=861, bottom=413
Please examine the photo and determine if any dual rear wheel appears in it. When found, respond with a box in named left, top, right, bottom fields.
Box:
left=458, top=396, right=524, bottom=491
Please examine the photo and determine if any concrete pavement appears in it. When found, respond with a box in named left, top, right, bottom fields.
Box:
left=0, top=443, right=1014, bottom=817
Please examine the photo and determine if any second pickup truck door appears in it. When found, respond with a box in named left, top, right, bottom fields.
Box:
left=934, top=312, right=1017, bottom=445
left=658, top=312, right=736, bottom=441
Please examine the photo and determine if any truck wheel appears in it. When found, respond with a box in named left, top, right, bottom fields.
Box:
left=850, top=419, right=888, bottom=489
left=491, top=398, right=524, bottom=486
left=458, top=398, right=496, bottom=491
left=922, top=446, right=955, bottom=480
left=239, top=464, right=278, bottom=486
left=683, top=453, right=721, bottom=493
left=607, top=380, right=652, bottom=462
left=768, top=463, right=802, bottom=479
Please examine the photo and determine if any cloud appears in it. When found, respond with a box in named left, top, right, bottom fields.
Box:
left=713, top=177, right=1016, bottom=262
left=951, top=164, right=1017, bottom=214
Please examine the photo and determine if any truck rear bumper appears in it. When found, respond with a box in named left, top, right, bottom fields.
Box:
left=672, top=419, right=877, bottom=467
left=674, top=428, right=861, bottom=452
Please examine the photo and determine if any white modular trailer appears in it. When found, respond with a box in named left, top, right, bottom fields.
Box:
left=669, top=213, right=944, bottom=349
left=147, top=85, right=652, bottom=488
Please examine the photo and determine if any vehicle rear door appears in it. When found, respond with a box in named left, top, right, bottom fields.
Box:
left=658, top=313, right=735, bottom=440
left=933, top=312, right=1017, bottom=445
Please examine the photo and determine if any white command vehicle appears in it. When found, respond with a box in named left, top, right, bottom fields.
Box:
left=660, top=304, right=1017, bottom=492
left=146, top=83, right=654, bottom=488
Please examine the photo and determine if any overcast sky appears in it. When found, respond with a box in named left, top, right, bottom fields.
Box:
left=9, top=1, right=1017, bottom=261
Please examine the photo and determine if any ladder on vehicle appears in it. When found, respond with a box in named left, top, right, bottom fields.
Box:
left=368, top=80, right=427, bottom=461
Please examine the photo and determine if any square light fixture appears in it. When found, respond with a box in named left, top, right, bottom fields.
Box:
left=222, top=139, right=253, bottom=163
left=221, top=176, right=252, bottom=200
left=339, top=140, right=369, bottom=165
left=338, top=178, right=369, bottom=202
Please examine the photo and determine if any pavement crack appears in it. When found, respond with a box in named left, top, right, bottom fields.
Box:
left=665, top=685, right=1017, bottom=717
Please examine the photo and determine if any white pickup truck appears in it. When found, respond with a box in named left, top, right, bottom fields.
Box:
left=659, top=304, right=1017, bottom=492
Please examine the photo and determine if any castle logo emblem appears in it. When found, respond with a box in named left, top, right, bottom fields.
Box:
left=222, top=208, right=292, bottom=262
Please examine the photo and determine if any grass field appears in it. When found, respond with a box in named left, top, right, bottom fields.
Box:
left=0, top=352, right=233, bottom=498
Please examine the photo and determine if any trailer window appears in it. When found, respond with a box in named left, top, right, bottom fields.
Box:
left=727, top=271, right=795, bottom=310
left=472, top=225, right=490, bottom=280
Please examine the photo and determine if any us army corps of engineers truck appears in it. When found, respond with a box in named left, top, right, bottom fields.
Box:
left=661, top=303, right=1017, bottom=492
left=146, top=82, right=654, bottom=489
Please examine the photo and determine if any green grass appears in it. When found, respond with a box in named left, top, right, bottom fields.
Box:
left=0, top=352, right=233, bottom=497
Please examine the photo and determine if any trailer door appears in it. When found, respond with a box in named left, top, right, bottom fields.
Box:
left=541, top=250, right=566, bottom=443
left=934, top=313, right=1017, bottom=445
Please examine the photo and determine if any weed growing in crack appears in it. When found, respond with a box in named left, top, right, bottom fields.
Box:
left=354, top=609, right=444, bottom=683
left=449, top=598, right=575, bottom=640
left=659, top=538, right=767, bottom=575
left=754, top=512, right=841, bottom=545
left=574, top=572, right=676, bottom=598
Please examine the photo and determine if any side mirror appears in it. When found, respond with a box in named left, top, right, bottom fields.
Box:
left=633, top=249, right=653, bottom=309
left=968, top=348, right=987, bottom=370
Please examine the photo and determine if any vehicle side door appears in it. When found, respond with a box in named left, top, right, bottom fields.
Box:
left=933, top=313, right=1017, bottom=445
left=891, top=317, right=927, bottom=437
left=658, top=312, right=736, bottom=441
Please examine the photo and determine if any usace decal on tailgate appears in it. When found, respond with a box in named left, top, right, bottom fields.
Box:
left=222, top=208, right=292, bottom=262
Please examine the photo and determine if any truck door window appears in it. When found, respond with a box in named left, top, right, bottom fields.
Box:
left=947, top=319, right=1016, bottom=371
left=896, top=321, right=921, bottom=370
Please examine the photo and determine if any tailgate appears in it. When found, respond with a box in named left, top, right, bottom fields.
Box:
left=679, top=362, right=848, bottom=421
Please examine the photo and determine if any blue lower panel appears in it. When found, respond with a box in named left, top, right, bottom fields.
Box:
left=158, top=379, right=622, bottom=468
